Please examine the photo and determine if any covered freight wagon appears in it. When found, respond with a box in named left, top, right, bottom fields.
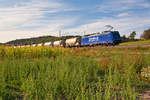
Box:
left=81, top=31, right=121, bottom=46
left=53, top=40, right=65, bottom=47
left=44, top=42, right=52, bottom=46
left=37, top=43, right=43, bottom=46
left=65, top=37, right=81, bottom=47
left=32, top=44, right=37, bottom=47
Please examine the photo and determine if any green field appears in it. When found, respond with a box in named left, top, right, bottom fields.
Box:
left=120, top=39, right=150, bottom=46
left=0, top=46, right=150, bottom=100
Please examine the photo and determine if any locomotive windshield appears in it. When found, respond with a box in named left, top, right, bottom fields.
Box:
left=112, top=31, right=120, bottom=37
left=112, top=31, right=121, bottom=41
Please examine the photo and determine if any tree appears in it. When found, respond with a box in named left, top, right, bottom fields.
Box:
left=129, top=31, right=136, bottom=40
left=121, top=35, right=128, bottom=42
left=140, top=28, right=150, bottom=40
left=122, top=35, right=127, bottom=40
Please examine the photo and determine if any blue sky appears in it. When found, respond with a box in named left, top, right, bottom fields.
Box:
left=0, top=0, right=150, bottom=42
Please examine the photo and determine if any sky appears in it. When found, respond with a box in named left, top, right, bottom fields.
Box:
left=0, top=0, right=150, bottom=43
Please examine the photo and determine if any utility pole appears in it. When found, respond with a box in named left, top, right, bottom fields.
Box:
left=59, top=30, right=61, bottom=37
left=86, top=25, right=88, bottom=34
left=84, top=31, right=86, bottom=36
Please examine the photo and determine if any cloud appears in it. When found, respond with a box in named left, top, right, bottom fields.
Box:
left=65, top=15, right=150, bottom=38
left=139, top=3, right=150, bottom=8
left=0, top=0, right=150, bottom=43
left=118, top=13, right=129, bottom=17
left=97, top=0, right=150, bottom=13
left=0, top=0, right=79, bottom=42
left=0, top=0, right=63, bottom=30
left=63, top=0, right=150, bottom=38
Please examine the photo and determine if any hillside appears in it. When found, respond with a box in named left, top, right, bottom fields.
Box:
left=0, top=43, right=3, bottom=45
left=6, top=35, right=81, bottom=45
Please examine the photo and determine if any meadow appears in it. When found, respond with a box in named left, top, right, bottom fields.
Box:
left=0, top=46, right=150, bottom=100
left=119, top=39, right=150, bottom=46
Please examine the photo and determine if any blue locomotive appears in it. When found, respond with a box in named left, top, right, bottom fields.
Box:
left=81, top=31, right=121, bottom=46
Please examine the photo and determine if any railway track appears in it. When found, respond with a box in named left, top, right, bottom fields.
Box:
left=94, top=44, right=150, bottom=49
left=78, top=44, right=150, bottom=50
left=102, top=44, right=150, bottom=49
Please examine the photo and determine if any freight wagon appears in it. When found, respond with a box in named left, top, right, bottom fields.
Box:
left=44, top=42, right=52, bottom=46
left=37, top=43, right=43, bottom=46
left=65, top=37, right=81, bottom=47
left=53, top=40, right=65, bottom=47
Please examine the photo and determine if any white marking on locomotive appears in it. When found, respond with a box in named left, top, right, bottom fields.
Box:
left=89, top=37, right=99, bottom=42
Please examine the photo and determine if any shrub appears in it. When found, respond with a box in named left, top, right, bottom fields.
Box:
left=140, top=28, right=150, bottom=39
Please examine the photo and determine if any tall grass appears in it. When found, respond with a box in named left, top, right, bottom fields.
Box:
left=0, top=47, right=70, bottom=59
left=0, top=46, right=150, bottom=100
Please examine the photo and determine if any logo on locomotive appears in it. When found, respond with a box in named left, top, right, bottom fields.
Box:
left=89, top=37, right=99, bottom=42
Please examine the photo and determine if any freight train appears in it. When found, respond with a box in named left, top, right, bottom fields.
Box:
left=14, top=31, right=121, bottom=48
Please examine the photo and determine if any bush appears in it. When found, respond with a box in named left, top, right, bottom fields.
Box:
left=140, top=28, right=150, bottom=39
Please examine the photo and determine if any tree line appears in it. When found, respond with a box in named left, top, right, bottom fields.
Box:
left=121, top=28, right=150, bottom=42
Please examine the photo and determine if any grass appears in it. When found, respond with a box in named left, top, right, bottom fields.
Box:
left=120, top=39, right=150, bottom=46
left=0, top=46, right=150, bottom=100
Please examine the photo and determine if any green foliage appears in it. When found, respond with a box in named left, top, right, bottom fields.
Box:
left=0, top=43, right=3, bottom=46
left=141, top=28, right=150, bottom=39
left=121, top=35, right=130, bottom=42
left=129, top=31, right=136, bottom=40
left=120, top=39, right=150, bottom=46
left=0, top=47, right=150, bottom=99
